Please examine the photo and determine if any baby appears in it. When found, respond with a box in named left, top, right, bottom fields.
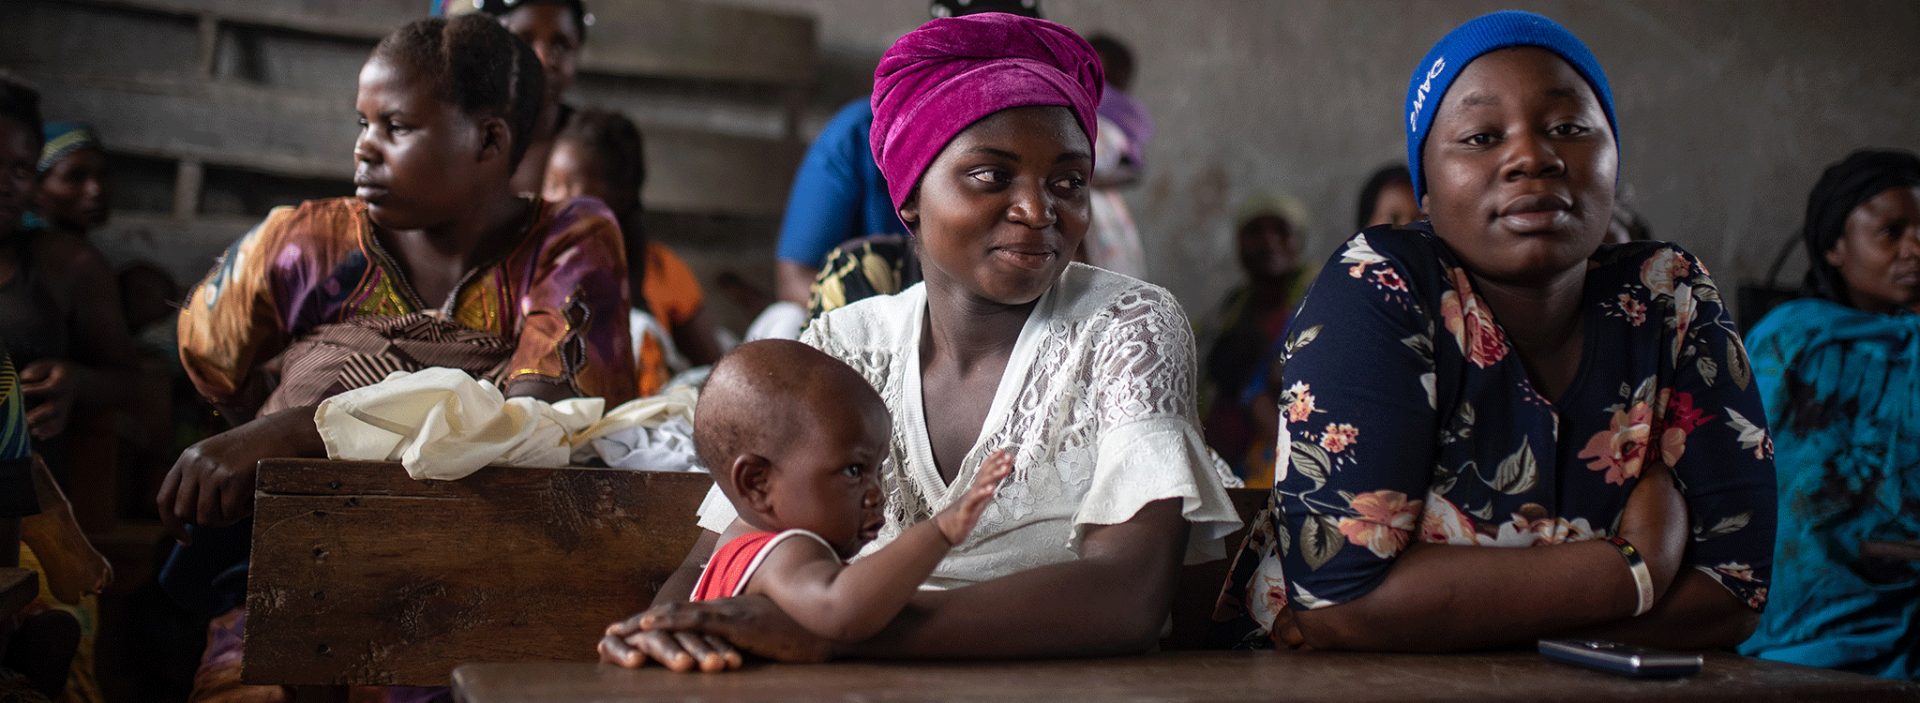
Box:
left=677, top=339, right=1008, bottom=666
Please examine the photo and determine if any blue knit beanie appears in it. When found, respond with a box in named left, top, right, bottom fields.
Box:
left=1404, top=11, right=1617, bottom=202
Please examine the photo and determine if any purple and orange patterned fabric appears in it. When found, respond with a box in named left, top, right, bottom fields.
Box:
left=178, top=195, right=636, bottom=417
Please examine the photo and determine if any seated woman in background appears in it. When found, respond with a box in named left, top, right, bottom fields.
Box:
left=1739, top=149, right=1920, bottom=680
left=478, top=0, right=589, bottom=194
left=1224, top=11, right=1776, bottom=652
left=1223, top=169, right=1423, bottom=489
left=156, top=15, right=632, bottom=699
left=34, top=121, right=185, bottom=522
left=0, top=85, right=112, bottom=701
left=806, top=232, right=922, bottom=320
left=31, top=122, right=111, bottom=242
left=1354, top=163, right=1420, bottom=230
left=601, top=13, right=1241, bottom=670
left=1200, top=194, right=1313, bottom=487
left=0, top=102, right=140, bottom=485
left=0, top=340, right=73, bottom=703
left=544, top=108, right=724, bottom=395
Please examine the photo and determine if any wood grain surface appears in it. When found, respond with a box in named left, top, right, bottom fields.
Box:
left=242, top=459, right=712, bottom=686
left=451, top=650, right=1920, bottom=703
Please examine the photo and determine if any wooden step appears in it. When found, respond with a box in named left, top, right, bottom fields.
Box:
left=577, top=0, right=816, bottom=87
left=28, top=74, right=804, bottom=219
left=34, top=0, right=816, bottom=87
left=58, top=0, right=431, bottom=43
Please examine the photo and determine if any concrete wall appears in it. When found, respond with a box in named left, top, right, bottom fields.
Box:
left=697, top=0, right=1920, bottom=323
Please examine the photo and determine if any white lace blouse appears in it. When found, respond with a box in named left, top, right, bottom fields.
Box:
left=697, top=264, right=1243, bottom=589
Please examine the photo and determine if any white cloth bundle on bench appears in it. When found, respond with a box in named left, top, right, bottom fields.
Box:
left=314, top=367, right=701, bottom=480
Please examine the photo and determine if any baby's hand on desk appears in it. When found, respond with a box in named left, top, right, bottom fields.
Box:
left=933, top=449, right=1012, bottom=546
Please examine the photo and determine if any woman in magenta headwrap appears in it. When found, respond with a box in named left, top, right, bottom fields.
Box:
left=600, top=13, right=1241, bottom=671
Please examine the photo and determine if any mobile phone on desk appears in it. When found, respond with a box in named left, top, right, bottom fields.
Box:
left=1538, top=639, right=1703, bottom=678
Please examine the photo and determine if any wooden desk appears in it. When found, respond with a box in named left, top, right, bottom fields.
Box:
left=0, top=567, right=37, bottom=616
left=242, top=460, right=713, bottom=686
left=238, top=461, right=1265, bottom=689
left=451, top=651, right=1920, bottom=703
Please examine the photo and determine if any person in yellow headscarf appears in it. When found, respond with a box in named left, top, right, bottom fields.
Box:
left=1199, top=194, right=1315, bottom=486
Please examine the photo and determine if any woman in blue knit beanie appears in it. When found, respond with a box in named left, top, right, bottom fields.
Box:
left=1222, top=11, right=1777, bottom=652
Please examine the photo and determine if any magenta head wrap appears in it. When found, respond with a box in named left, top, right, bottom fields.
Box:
left=869, top=13, right=1103, bottom=212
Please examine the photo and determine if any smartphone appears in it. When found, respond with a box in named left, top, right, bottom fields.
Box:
left=1538, top=639, right=1703, bottom=678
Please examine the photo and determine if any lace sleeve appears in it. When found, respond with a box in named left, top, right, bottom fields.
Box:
left=1092, top=286, right=1199, bottom=426
left=1073, top=285, right=1243, bottom=562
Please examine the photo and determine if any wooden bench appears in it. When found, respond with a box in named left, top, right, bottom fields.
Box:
left=241, top=463, right=1270, bottom=686
left=451, top=650, right=1920, bottom=703
left=22, top=0, right=817, bottom=88
left=26, top=78, right=805, bottom=218
left=241, top=459, right=712, bottom=687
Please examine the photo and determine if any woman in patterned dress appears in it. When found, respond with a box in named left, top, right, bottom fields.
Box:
left=156, top=16, right=634, bottom=700
left=1224, top=11, right=1776, bottom=652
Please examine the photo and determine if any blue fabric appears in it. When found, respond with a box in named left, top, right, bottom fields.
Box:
left=158, top=521, right=253, bottom=617
left=1739, top=298, right=1920, bottom=680
left=774, top=99, right=905, bottom=267
left=0, top=340, right=37, bottom=518
left=0, top=342, right=29, bottom=467
left=1404, top=10, right=1617, bottom=201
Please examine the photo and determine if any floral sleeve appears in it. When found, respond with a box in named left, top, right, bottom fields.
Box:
left=178, top=207, right=300, bottom=417
left=509, top=197, right=637, bottom=405
left=1641, top=246, right=1777, bottom=610
left=1271, top=233, right=1443, bottom=610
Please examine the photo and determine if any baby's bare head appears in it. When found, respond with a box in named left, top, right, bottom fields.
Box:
left=695, top=340, right=890, bottom=523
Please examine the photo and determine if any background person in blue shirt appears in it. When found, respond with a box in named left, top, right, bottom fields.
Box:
left=773, top=99, right=904, bottom=305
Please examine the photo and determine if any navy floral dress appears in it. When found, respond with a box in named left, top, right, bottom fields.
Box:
left=1223, top=224, right=1776, bottom=640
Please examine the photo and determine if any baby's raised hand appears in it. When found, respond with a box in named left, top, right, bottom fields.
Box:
left=933, top=449, right=1012, bottom=546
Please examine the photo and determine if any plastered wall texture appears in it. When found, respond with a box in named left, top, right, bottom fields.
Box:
left=703, top=0, right=1920, bottom=324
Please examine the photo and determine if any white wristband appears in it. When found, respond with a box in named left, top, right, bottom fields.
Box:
left=1607, top=535, right=1654, bottom=617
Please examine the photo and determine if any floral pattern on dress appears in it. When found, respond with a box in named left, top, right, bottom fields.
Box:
left=1222, top=225, right=1777, bottom=642
left=1440, top=266, right=1509, bottom=368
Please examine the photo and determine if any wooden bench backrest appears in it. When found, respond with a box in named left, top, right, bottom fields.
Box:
left=243, top=459, right=712, bottom=687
